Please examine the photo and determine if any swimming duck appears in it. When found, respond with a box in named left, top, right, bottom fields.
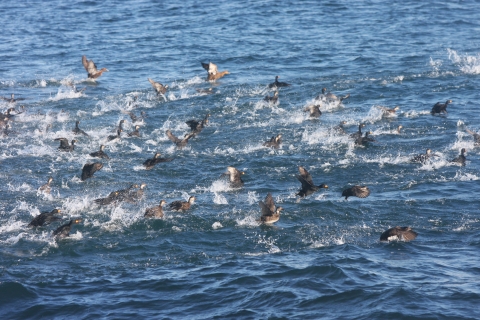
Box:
left=465, top=128, right=480, bottom=145
left=166, top=130, right=194, bottom=149
left=258, top=193, right=283, bottom=224
left=264, top=90, right=279, bottom=104
left=38, top=177, right=53, bottom=194
left=53, top=218, right=82, bottom=239
left=342, top=185, right=370, bottom=200
left=28, top=209, right=62, bottom=227
left=223, top=166, right=245, bottom=188
left=380, top=226, right=417, bottom=242
left=81, top=162, right=103, bottom=181
left=82, top=55, right=108, bottom=79
left=431, top=100, right=452, bottom=115
left=148, top=78, right=168, bottom=95
left=263, top=134, right=282, bottom=149
left=451, top=148, right=466, bottom=166
left=169, top=196, right=196, bottom=211
left=186, top=113, right=210, bottom=136
left=73, top=120, right=89, bottom=136
left=201, top=62, right=230, bottom=81
left=268, top=76, right=291, bottom=88
left=304, top=105, right=322, bottom=118
left=143, top=152, right=173, bottom=170
left=411, top=149, right=435, bottom=164
left=55, top=138, right=77, bottom=152
left=349, top=124, right=366, bottom=140
left=94, top=191, right=121, bottom=206
left=296, top=166, right=328, bottom=198
left=128, top=125, right=141, bottom=137
left=89, top=145, right=110, bottom=159
left=144, top=200, right=167, bottom=218
left=395, top=125, right=403, bottom=134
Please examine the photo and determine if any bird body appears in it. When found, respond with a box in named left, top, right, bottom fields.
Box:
left=145, top=200, right=167, bottom=218
left=264, top=91, right=279, bottom=104
left=296, top=166, right=328, bottom=198
left=380, top=226, right=417, bottom=242
left=143, top=152, right=173, bottom=170
left=451, top=148, right=466, bottom=166
left=166, top=130, right=194, bottom=148
left=431, top=100, right=452, bottom=115
left=128, top=125, right=141, bottom=137
left=169, top=196, right=196, bottom=211
left=263, top=134, right=282, bottom=149
left=53, top=219, right=82, bottom=239
left=201, top=62, right=229, bottom=81
left=28, top=209, right=61, bottom=227
left=81, top=162, right=103, bottom=181
left=55, top=138, right=77, bottom=152
left=350, top=124, right=366, bottom=140
left=223, top=166, right=244, bottom=188
left=38, top=177, right=53, bottom=194
left=258, top=193, right=283, bottom=224
left=90, top=145, right=110, bottom=159
left=186, top=114, right=210, bottom=136
left=304, top=105, right=322, bottom=118
left=411, top=149, right=434, bottom=164
left=268, top=76, right=291, bottom=88
left=148, top=78, right=168, bottom=95
left=355, top=131, right=375, bottom=146
left=342, top=186, right=370, bottom=200
left=107, top=129, right=122, bottom=142
left=82, top=55, right=108, bottom=79
left=73, top=120, right=88, bottom=136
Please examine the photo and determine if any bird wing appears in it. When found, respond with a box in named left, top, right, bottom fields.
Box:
left=148, top=78, right=166, bottom=93
left=166, top=130, right=181, bottom=143
left=186, top=120, right=199, bottom=130
left=353, top=186, right=370, bottom=198
left=82, top=56, right=98, bottom=75
left=298, top=166, right=314, bottom=185
left=259, top=200, right=273, bottom=216
left=201, top=62, right=217, bottom=75
left=55, top=138, right=69, bottom=149
left=263, top=193, right=276, bottom=214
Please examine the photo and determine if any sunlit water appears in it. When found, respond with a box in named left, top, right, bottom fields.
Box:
left=1, top=1, right=480, bottom=319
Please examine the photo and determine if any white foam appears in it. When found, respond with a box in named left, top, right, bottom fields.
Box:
left=212, top=222, right=223, bottom=229
left=447, top=48, right=480, bottom=74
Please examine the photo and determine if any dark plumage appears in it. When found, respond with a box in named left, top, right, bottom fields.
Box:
left=355, top=131, right=375, bottom=146
left=38, top=177, right=53, bottom=194
left=268, top=76, right=291, bottom=88
left=263, top=134, right=282, bottom=149
left=52, top=219, right=82, bottom=239
left=82, top=55, right=108, bottom=79
left=169, top=196, right=196, bottom=211
left=201, top=62, right=230, bottom=81
left=333, top=121, right=348, bottom=134
left=296, top=166, right=328, bottom=198
left=55, top=138, right=77, bottom=152
left=258, top=193, right=283, bottom=224
left=118, top=119, right=126, bottom=131
left=148, top=78, right=168, bottom=95
left=73, top=120, right=89, bottom=136
left=451, top=148, right=466, bottom=166
left=128, top=111, right=146, bottom=123
left=264, top=90, right=279, bottom=104
left=107, top=129, right=122, bottom=142
left=223, top=166, right=245, bottom=188
left=342, top=186, right=370, bottom=200
left=144, top=200, right=167, bottom=218
left=28, top=209, right=62, bottom=227
left=465, top=128, right=480, bottom=145
left=380, top=226, right=418, bottom=242
left=128, top=125, right=141, bottom=137
left=125, top=183, right=146, bottom=204
left=81, top=162, right=103, bottom=181
left=186, top=114, right=210, bottom=136
left=166, top=130, right=194, bottom=149
left=89, top=145, right=110, bottom=159
left=431, top=100, right=452, bottom=115
left=304, top=105, right=322, bottom=118
left=94, top=191, right=121, bottom=206
left=350, top=124, right=366, bottom=140
left=143, top=152, right=173, bottom=170
left=411, top=149, right=435, bottom=164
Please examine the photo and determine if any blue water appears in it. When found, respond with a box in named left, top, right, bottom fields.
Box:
left=1, top=1, right=480, bottom=319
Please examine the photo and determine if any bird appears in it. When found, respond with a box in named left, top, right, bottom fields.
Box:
left=128, top=125, right=141, bottom=137
left=355, top=131, right=375, bottom=146
left=144, top=200, right=167, bottom=218
left=72, top=120, right=89, bottom=136
left=451, top=148, right=466, bottom=166
left=126, top=111, right=146, bottom=123
left=465, top=128, right=480, bottom=145
left=55, top=138, right=77, bottom=152
left=166, top=130, right=194, bottom=149
left=143, top=152, right=173, bottom=170
left=169, top=196, right=196, bottom=211
left=258, top=193, right=283, bottom=224
left=107, top=129, right=122, bottom=142
left=431, top=100, right=452, bottom=115
left=186, top=114, right=210, bottom=136
left=316, top=88, right=350, bottom=103
left=148, top=78, right=168, bottom=95
left=378, top=106, right=400, bottom=116
left=38, top=177, right=53, bottom=194
left=411, top=149, right=435, bottom=164
left=1, top=107, right=20, bottom=121
left=89, top=145, right=110, bottom=159
left=94, top=191, right=121, bottom=206
left=125, top=183, right=146, bottom=204
left=332, top=121, right=348, bottom=134
left=0, top=94, right=25, bottom=103
left=201, top=62, right=230, bottom=81
left=28, top=209, right=62, bottom=227
left=223, top=166, right=245, bottom=188
left=264, top=90, right=279, bottom=104
left=395, top=125, right=403, bottom=134
left=380, top=226, right=418, bottom=242
left=350, top=124, right=366, bottom=140
left=82, top=55, right=108, bottom=79
left=263, top=134, right=282, bottom=149
left=268, top=76, right=291, bottom=88
left=296, top=166, right=328, bottom=198
left=342, top=186, right=370, bottom=200
left=304, top=105, right=322, bottom=118
left=81, top=162, right=103, bottom=181
left=117, top=119, right=126, bottom=131
left=52, top=219, right=82, bottom=239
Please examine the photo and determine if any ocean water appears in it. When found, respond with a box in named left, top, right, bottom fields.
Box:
left=1, top=0, right=480, bottom=319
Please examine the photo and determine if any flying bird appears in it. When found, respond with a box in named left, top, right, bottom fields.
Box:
left=296, top=166, right=328, bottom=198
left=82, top=55, right=108, bottom=79
left=341, top=186, right=370, bottom=200
left=258, top=193, right=283, bottom=224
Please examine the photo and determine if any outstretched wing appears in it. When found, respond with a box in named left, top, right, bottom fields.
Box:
left=166, top=130, right=181, bottom=143
left=298, top=166, right=314, bottom=186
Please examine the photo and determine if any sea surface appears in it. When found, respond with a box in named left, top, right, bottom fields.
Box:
left=1, top=1, right=480, bottom=319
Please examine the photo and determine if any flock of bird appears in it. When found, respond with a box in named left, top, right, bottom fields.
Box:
left=1, top=55, right=477, bottom=242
